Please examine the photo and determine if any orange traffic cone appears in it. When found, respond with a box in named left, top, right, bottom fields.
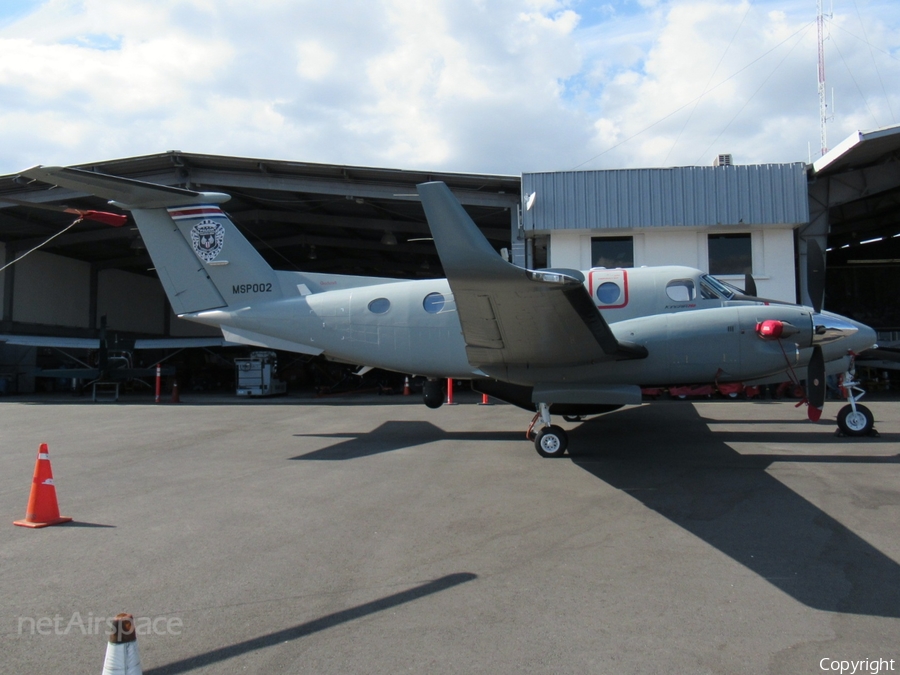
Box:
left=403, top=377, right=410, bottom=396
left=13, top=443, right=72, bottom=528
left=171, top=380, right=181, bottom=404
left=101, top=613, right=143, bottom=675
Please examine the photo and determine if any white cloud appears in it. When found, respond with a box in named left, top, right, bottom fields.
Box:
left=578, top=0, right=900, bottom=168
left=0, top=0, right=897, bottom=175
left=295, top=41, right=337, bottom=81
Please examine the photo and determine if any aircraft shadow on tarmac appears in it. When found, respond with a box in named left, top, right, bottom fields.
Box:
left=291, top=422, right=522, bottom=460
left=295, top=405, right=900, bottom=618
left=568, top=404, right=900, bottom=619
left=142, top=572, right=477, bottom=674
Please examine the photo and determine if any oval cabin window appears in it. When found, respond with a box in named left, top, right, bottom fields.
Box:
left=423, top=292, right=445, bottom=313
left=368, top=298, right=391, bottom=314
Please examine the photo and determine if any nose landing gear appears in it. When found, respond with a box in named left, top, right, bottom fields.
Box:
left=836, top=368, right=877, bottom=437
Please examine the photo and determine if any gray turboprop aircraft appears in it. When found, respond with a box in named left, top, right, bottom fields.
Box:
left=20, top=166, right=878, bottom=456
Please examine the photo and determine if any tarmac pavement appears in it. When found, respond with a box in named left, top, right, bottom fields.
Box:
left=1, top=391, right=899, bottom=674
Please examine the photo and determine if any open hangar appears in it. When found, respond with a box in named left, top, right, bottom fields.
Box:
left=0, top=153, right=520, bottom=394
left=0, top=123, right=899, bottom=395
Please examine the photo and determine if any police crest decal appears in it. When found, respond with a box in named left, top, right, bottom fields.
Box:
left=190, top=220, right=225, bottom=262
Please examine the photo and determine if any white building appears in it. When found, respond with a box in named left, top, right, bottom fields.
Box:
left=518, top=163, right=809, bottom=303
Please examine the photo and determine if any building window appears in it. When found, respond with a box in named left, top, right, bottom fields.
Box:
left=591, top=236, right=633, bottom=268
left=708, top=234, right=751, bottom=275
left=531, top=236, right=549, bottom=269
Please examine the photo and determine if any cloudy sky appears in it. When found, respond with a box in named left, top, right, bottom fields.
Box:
left=0, top=0, right=897, bottom=176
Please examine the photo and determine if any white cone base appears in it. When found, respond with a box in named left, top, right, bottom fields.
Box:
left=102, top=641, right=142, bottom=675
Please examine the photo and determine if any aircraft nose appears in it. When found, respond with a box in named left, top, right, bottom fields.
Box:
left=812, top=312, right=876, bottom=352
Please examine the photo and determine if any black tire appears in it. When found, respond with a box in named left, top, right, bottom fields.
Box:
left=563, top=415, right=583, bottom=422
left=534, top=425, right=568, bottom=457
left=423, top=380, right=444, bottom=409
left=837, top=404, right=874, bottom=437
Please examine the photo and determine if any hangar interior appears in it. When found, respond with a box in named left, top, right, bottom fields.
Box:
left=1, top=124, right=898, bottom=395
left=0, top=154, right=519, bottom=393
left=807, top=126, right=900, bottom=335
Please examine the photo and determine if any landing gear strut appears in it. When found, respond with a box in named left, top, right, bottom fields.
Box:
left=836, top=367, right=876, bottom=437
left=528, top=402, right=568, bottom=457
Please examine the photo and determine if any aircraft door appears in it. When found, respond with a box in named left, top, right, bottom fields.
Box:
left=589, top=270, right=629, bottom=309
left=306, top=289, right=349, bottom=341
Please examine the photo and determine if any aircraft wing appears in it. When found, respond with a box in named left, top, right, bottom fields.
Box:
left=34, top=366, right=176, bottom=379
left=0, top=335, right=100, bottom=349
left=0, top=335, right=234, bottom=349
left=133, top=337, right=237, bottom=349
left=416, top=182, right=647, bottom=369
left=35, top=368, right=101, bottom=379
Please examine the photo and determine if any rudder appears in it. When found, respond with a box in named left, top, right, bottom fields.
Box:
left=154, top=203, right=281, bottom=312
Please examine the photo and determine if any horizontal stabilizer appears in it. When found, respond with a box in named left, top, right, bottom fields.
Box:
left=220, top=326, right=323, bottom=355
left=20, top=166, right=229, bottom=209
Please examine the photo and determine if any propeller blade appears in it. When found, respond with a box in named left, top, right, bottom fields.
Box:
left=806, top=345, right=825, bottom=422
left=743, top=273, right=757, bottom=297
left=807, top=238, right=825, bottom=313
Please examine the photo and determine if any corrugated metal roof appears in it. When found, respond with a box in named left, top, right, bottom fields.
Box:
left=522, top=163, right=809, bottom=231
left=811, top=123, right=900, bottom=175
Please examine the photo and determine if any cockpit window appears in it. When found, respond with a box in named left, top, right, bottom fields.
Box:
left=699, top=274, right=736, bottom=300
left=666, top=279, right=696, bottom=302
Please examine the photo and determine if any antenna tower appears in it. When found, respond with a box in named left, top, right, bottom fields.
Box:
left=817, top=0, right=828, bottom=156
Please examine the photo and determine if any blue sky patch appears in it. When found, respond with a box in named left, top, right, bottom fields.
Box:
left=0, top=0, right=42, bottom=27
left=61, top=33, right=123, bottom=51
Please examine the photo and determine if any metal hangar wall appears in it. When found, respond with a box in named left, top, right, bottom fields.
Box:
left=522, top=163, right=809, bottom=303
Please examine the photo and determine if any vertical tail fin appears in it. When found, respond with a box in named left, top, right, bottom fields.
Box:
left=19, top=166, right=281, bottom=314
left=139, top=203, right=281, bottom=313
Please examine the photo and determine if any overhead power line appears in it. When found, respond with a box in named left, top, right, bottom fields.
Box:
left=572, top=19, right=816, bottom=170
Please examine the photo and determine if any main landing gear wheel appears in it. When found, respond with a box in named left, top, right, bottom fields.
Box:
left=422, top=379, right=444, bottom=409
left=534, top=425, right=568, bottom=458
left=837, top=404, right=874, bottom=437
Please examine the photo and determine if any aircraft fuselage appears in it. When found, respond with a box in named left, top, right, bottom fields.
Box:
left=186, top=265, right=873, bottom=388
